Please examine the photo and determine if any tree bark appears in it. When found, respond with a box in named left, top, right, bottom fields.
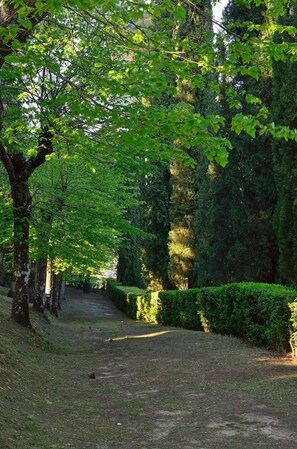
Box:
left=0, top=127, right=53, bottom=326
left=33, top=258, right=47, bottom=312
left=51, top=273, right=61, bottom=317
left=28, top=261, right=36, bottom=304
left=57, top=276, right=64, bottom=310
left=10, top=179, right=32, bottom=327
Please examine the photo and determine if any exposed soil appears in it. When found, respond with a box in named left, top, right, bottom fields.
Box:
left=1, top=287, right=297, bottom=449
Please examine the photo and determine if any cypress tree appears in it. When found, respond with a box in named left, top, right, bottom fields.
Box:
left=116, top=207, right=144, bottom=288
left=193, top=0, right=277, bottom=286
left=272, top=0, right=297, bottom=285
left=140, top=167, right=172, bottom=290
left=168, top=0, right=214, bottom=289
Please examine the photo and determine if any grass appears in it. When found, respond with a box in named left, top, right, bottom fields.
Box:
left=1, top=287, right=297, bottom=449
left=0, top=288, right=56, bottom=449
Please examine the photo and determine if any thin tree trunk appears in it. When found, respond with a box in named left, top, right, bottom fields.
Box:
left=45, top=259, right=52, bottom=310
left=28, top=261, right=36, bottom=304
left=57, top=277, right=64, bottom=310
left=11, top=180, right=31, bottom=327
left=33, top=258, right=47, bottom=312
left=51, top=273, right=61, bottom=317
left=60, top=278, right=66, bottom=303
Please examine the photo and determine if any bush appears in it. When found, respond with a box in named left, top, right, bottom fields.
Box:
left=157, top=289, right=203, bottom=330
left=106, top=279, right=297, bottom=354
left=106, top=278, right=145, bottom=317
left=197, top=283, right=297, bottom=352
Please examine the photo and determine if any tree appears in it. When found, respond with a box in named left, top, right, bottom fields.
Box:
left=0, top=0, right=296, bottom=326
left=140, top=166, right=172, bottom=290
left=168, top=0, right=217, bottom=289
left=193, top=0, right=278, bottom=286
left=272, top=0, right=297, bottom=285
left=1, top=2, right=231, bottom=325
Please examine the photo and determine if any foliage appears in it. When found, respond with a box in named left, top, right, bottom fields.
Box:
left=116, top=205, right=145, bottom=288
left=192, top=0, right=277, bottom=287
left=140, top=166, right=172, bottom=291
left=30, top=154, right=138, bottom=275
left=272, top=1, right=297, bottom=285
left=168, top=0, right=215, bottom=290
left=1, top=0, right=297, bottom=326
left=107, top=278, right=297, bottom=354
left=197, top=283, right=297, bottom=352
left=106, top=278, right=146, bottom=317
left=157, top=289, right=202, bottom=330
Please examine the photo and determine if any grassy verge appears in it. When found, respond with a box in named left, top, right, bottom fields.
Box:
left=0, top=287, right=55, bottom=449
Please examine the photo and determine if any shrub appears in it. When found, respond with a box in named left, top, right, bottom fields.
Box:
left=106, top=279, right=297, bottom=354
left=197, top=283, right=297, bottom=352
left=106, top=278, right=145, bottom=317
left=157, top=289, right=203, bottom=330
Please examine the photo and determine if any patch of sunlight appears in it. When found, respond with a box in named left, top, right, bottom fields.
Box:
left=112, top=330, right=175, bottom=341
left=255, top=356, right=297, bottom=367
left=271, top=374, right=297, bottom=380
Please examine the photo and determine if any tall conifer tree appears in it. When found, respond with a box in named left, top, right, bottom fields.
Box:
left=193, top=0, right=277, bottom=286
left=168, top=0, right=214, bottom=289
left=272, top=0, right=297, bottom=285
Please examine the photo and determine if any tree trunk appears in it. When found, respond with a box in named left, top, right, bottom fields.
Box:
left=11, top=180, right=31, bottom=327
left=45, top=259, right=52, bottom=310
left=57, top=277, right=65, bottom=310
left=0, top=127, right=53, bottom=327
left=0, top=245, right=4, bottom=286
left=60, top=278, right=66, bottom=303
left=33, top=258, right=47, bottom=312
left=28, top=261, right=36, bottom=304
left=51, top=273, right=61, bottom=317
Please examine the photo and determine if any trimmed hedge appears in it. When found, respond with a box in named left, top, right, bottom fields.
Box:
left=197, top=283, right=297, bottom=352
left=106, top=279, right=145, bottom=317
left=157, top=289, right=203, bottom=330
left=106, top=279, right=297, bottom=354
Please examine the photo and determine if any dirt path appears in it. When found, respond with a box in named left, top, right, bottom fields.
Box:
left=8, top=288, right=297, bottom=449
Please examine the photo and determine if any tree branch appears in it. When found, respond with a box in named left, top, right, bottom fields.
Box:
left=0, top=0, right=47, bottom=68
left=0, top=141, right=15, bottom=183
left=24, top=126, right=53, bottom=178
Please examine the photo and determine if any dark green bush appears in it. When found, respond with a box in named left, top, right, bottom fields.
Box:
left=106, top=278, right=145, bottom=317
left=197, top=283, right=297, bottom=352
left=157, top=289, right=203, bottom=330
left=106, top=279, right=297, bottom=354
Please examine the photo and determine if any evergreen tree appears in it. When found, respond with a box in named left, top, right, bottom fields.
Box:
left=168, top=0, right=214, bottom=289
left=272, top=0, right=297, bottom=285
left=117, top=206, right=144, bottom=288
left=140, top=166, right=172, bottom=290
left=193, top=0, right=277, bottom=286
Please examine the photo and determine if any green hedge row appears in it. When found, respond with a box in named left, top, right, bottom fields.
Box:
left=197, top=283, right=297, bottom=353
left=106, top=279, right=297, bottom=354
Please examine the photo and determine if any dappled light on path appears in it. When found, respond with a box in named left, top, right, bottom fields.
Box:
left=111, top=330, right=175, bottom=341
